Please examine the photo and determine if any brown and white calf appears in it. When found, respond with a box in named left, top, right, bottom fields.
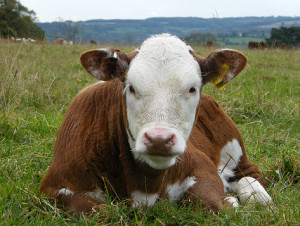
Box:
left=40, top=34, right=272, bottom=213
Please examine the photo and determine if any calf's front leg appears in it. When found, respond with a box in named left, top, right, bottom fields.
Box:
left=182, top=148, right=227, bottom=212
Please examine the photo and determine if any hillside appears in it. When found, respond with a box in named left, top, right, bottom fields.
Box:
left=36, top=16, right=300, bottom=44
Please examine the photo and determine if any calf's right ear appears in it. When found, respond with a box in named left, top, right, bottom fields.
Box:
left=80, top=48, right=137, bottom=81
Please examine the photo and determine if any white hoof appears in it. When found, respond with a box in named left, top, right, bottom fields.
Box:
left=237, top=177, right=272, bottom=206
left=225, top=196, right=239, bottom=208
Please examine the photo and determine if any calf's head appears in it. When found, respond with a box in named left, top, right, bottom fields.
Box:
left=80, top=34, right=247, bottom=170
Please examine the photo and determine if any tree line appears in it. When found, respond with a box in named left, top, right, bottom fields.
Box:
left=1, top=0, right=299, bottom=47
left=0, top=0, right=45, bottom=40
left=266, top=26, right=300, bottom=47
left=182, top=33, right=217, bottom=45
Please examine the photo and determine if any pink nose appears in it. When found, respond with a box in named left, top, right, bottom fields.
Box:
left=143, top=128, right=176, bottom=148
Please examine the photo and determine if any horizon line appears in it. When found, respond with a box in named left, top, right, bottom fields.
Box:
left=35, top=15, right=300, bottom=23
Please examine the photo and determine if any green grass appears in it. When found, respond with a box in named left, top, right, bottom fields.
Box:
left=0, top=41, right=299, bottom=224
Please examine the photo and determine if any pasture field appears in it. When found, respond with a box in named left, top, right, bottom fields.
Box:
left=0, top=41, right=299, bottom=225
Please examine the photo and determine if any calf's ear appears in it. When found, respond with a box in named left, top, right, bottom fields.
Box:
left=80, top=48, right=137, bottom=81
left=190, top=49, right=247, bottom=90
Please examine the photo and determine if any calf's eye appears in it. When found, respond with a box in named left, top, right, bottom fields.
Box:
left=129, top=85, right=136, bottom=95
left=189, top=87, right=196, bottom=94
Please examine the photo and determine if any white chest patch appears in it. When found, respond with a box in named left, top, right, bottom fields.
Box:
left=217, top=139, right=243, bottom=192
left=131, top=191, right=159, bottom=207
left=166, top=176, right=196, bottom=203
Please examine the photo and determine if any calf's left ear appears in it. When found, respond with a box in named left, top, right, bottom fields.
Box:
left=190, top=49, right=247, bottom=90
left=80, top=48, right=137, bottom=81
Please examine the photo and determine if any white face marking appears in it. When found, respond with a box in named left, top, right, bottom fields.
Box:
left=85, top=187, right=106, bottom=202
left=218, top=139, right=243, bottom=192
left=166, top=177, right=196, bottom=203
left=58, top=188, right=74, bottom=196
left=131, top=191, right=159, bottom=207
left=236, top=177, right=272, bottom=206
left=125, top=34, right=202, bottom=169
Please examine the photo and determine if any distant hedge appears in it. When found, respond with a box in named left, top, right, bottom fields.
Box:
left=266, top=26, right=300, bottom=47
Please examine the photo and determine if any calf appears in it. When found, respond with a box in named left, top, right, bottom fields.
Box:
left=40, top=34, right=272, bottom=214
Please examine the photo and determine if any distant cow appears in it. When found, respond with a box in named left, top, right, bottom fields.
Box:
left=205, top=41, right=214, bottom=47
left=248, top=41, right=260, bottom=49
left=53, top=38, right=73, bottom=45
left=259, top=41, right=268, bottom=49
left=248, top=41, right=268, bottom=49
left=53, top=38, right=64, bottom=45
left=90, top=40, right=97, bottom=45
left=40, top=34, right=272, bottom=214
left=279, top=43, right=287, bottom=49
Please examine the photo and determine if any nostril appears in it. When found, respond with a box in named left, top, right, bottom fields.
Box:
left=143, top=132, right=152, bottom=145
left=166, top=134, right=176, bottom=147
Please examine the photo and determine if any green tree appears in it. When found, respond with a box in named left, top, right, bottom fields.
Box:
left=266, top=26, right=300, bottom=47
left=0, top=0, right=45, bottom=40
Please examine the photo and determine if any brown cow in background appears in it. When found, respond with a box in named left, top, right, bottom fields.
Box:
left=53, top=38, right=73, bottom=45
left=259, top=41, right=268, bottom=49
left=53, top=38, right=64, bottom=45
left=90, top=40, right=97, bottom=45
left=248, top=41, right=268, bottom=49
left=205, top=41, right=214, bottom=47
left=280, top=43, right=287, bottom=49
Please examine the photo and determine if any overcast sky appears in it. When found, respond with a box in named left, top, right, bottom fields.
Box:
left=19, top=0, right=300, bottom=22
